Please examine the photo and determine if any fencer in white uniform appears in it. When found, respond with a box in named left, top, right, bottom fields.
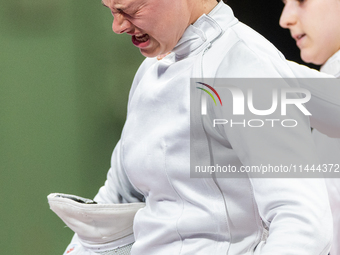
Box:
left=313, top=51, right=340, bottom=255
left=280, top=1, right=340, bottom=253
left=51, top=1, right=340, bottom=254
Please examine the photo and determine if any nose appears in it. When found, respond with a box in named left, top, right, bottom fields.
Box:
left=279, top=2, right=298, bottom=29
left=112, top=13, right=133, bottom=34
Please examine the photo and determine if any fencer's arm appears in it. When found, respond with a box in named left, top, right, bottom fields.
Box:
left=286, top=60, right=340, bottom=138
left=301, top=79, right=340, bottom=138
left=225, top=122, right=333, bottom=254
left=94, top=140, right=144, bottom=204
left=93, top=60, right=159, bottom=204
left=249, top=178, right=332, bottom=255
left=218, top=77, right=333, bottom=254
left=49, top=57, right=157, bottom=254
left=226, top=128, right=333, bottom=254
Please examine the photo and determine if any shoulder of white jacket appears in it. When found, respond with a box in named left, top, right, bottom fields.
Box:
left=211, top=22, right=292, bottom=78
left=135, top=57, right=158, bottom=80
left=214, top=39, right=286, bottom=78
left=127, top=57, right=158, bottom=100
left=287, top=60, right=334, bottom=78
left=232, top=22, right=281, bottom=57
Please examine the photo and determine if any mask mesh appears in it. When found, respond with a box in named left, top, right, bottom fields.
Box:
left=96, top=243, right=132, bottom=255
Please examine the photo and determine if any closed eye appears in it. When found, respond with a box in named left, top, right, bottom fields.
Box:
left=101, top=1, right=137, bottom=19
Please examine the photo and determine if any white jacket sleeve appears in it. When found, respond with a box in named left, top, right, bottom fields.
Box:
left=250, top=178, right=332, bottom=255
left=94, top=140, right=144, bottom=204
left=286, top=60, right=340, bottom=138
left=60, top=58, right=158, bottom=254
left=212, top=46, right=333, bottom=254
left=94, top=57, right=158, bottom=204
left=221, top=94, right=333, bottom=254
left=221, top=103, right=333, bottom=254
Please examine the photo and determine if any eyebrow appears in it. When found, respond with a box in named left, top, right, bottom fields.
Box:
left=101, top=1, right=127, bottom=12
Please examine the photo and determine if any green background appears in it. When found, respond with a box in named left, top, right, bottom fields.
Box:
left=0, top=1, right=144, bottom=254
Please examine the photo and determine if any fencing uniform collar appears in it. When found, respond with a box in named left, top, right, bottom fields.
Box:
left=171, top=1, right=238, bottom=59
left=321, top=50, right=340, bottom=78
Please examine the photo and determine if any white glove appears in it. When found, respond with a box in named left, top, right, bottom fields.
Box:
left=47, top=193, right=145, bottom=254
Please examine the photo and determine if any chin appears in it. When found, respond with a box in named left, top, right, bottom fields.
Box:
left=139, top=46, right=163, bottom=58
left=140, top=50, right=157, bottom=58
left=301, top=50, right=328, bottom=65
left=301, top=53, right=316, bottom=65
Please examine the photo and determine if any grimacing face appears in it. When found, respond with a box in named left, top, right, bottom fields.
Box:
left=280, top=0, right=340, bottom=65
left=101, top=0, right=217, bottom=58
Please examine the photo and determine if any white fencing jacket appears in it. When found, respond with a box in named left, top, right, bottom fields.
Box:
left=314, top=50, right=340, bottom=255
left=92, top=2, right=339, bottom=255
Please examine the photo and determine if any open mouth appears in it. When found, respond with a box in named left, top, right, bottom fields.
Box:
left=293, top=33, right=306, bottom=47
left=132, top=33, right=150, bottom=47
left=296, top=34, right=306, bottom=40
left=135, top=34, right=149, bottom=42
left=293, top=33, right=306, bottom=42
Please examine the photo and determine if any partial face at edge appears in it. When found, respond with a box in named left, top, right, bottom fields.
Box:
left=279, top=0, right=340, bottom=65
left=102, top=0, right=209, bottom=58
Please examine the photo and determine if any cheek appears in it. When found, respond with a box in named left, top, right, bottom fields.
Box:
left=323, top=33, right=340, bottom=60
left=314, top=24, right=340, bottom=51
left=152, top=21, right=182, bottom=45
left=136, top=8, right=189, bottom=50
left=303, top=18, right=328, bottom=51
left=302, top=31, right=335, bottom=64
left=308, top=2, right=340, bottom=48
